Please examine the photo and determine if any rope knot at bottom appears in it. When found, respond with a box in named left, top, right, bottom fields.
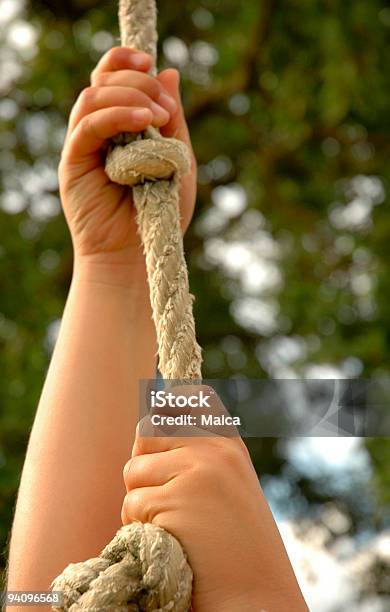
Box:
left=51, top=522, right=193, bottom=611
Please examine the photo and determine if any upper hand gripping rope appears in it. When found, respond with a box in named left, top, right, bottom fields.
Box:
left=51, top=1, right=202, bottom=609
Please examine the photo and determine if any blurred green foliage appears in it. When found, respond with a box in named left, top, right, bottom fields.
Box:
left=0, top=0, right=389, bottom=602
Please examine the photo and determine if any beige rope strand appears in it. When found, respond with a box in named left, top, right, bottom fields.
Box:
left=52, top=522, right=192, bottom=611
left=107, top=0, right=202, bottom=380
left=51, top=0, right=201, bottom=608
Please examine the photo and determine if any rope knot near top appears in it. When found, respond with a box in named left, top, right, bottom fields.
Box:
left=106, top=126, right=191, bottom=187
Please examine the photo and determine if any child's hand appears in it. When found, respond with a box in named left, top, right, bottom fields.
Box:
left=122, top=388, right=308, bottom=612
left=59, top=47, right=197, bottom=283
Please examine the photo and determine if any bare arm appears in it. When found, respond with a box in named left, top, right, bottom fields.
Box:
left=7, top=264, right=156, bottom=589
left=7, top=46, right=307, bottom=611
left=7, top=46, right=194, bottom=593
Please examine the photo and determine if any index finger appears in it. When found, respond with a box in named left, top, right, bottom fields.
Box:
left=91, top=47, right=153, bottom=83
left=64, top=106, right=153, bottom=160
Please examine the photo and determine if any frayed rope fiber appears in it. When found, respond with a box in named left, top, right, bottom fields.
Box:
left=51, top=0, right=202, bottom=609
left=51, top=523, right=192, bottom=611
left=106, top=0, right=202, bottom=382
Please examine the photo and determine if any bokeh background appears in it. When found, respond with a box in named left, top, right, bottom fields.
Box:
left=0, top=0, right=389, bottom=609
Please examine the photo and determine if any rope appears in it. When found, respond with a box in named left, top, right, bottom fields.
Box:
left=51, top=0, right=202, bottom=608
left=52, top=523, right=192, bottom=611
left=106, top=0, right=202, bottom=381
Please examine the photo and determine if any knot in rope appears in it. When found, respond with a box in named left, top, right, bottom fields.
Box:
left=105, top=126, right=191, bottom=187
left=52, top=523, right=193, bottom=612
left=104, top=0, right=202, bottom=381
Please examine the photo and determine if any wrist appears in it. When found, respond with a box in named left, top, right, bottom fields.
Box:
left=72, top=252, right=149, bottom=293
left=71, top=256, right=153, bottom=324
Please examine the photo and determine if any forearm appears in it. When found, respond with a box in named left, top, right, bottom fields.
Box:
left=8, top=260, right=156, bottom=591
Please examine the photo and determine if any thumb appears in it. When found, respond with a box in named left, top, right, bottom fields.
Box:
left=157, top=68, right=191, bottom=146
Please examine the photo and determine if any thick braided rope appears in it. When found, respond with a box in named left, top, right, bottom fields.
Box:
left=52, top=523, right=192, bottom=611
left=51, top=1, right=200, bottom=609
left=106, top=0, right=202, bottom=380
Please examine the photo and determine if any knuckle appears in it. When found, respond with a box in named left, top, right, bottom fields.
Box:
left=103, top=110, right=121, bottom=134
left=136, top=416, right=158, bottom=445
left=147, top=77, right=161, bottom=98
left=123, top=489, right=142, bottom=520
left=126, top=488, right=143, bottom=508
left=204, top=437, right=245, bottom=469
left=199, top=384, right=217, bottom=399
left=90, top=67, right=98, bottom=84
left=191, top=464, right=217, bottom=489
left=220, top=443, right=243, bottom=466
left=78, top=113, right=92, bottom=135
left=123, top=456, right=148, bottom=489
left=189, top=455, right=216, bottom=484
left=217, top=438, right=244, bottom=462
left=122, top=458, right=132, bottom=484
left=129, top=72, right=160, bottom=98
left=106, top=46, right=123, bottom=63
left=92, top=72, right=108, bottom=87
left=121, top=499, right=128, bottom=525
left=122, top=490, right=141, bottom=523
left=188, top=440, right=247, bottom=486
left=79, top=86, right=98, bottom=108
left=124, top=489, right=155, bottom=523
left=127, top=86, right=149, bottom=106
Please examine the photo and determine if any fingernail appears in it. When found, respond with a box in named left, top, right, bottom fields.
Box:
left=132, top=108, right=152, bottom=122
left=157, top=92, right=177, bottom=114
left=150, top=101, right=170, bottom=123
left=131, top=52, right=151, bottom=68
